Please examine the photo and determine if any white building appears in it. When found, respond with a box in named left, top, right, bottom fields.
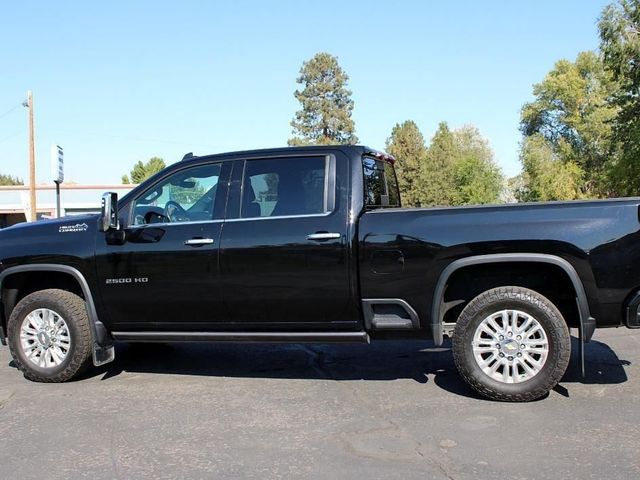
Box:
left=0, top=184, right=137, bottom=228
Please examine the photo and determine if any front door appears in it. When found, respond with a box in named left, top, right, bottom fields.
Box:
left=95, top=160, right=230, bottom=331
left=219, top=153, right=359, bottom=330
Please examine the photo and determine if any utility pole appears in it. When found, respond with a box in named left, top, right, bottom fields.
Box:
left=24, top=90, right=37, bottom=222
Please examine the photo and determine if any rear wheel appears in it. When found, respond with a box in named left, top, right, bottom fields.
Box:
left=7, top=289, right=93, bottom=382
left=452, top=286, right=570, bottom=402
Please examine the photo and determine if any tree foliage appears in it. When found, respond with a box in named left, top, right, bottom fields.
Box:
left=418, top=123, right=503, bottom=207
left=385, top=120, right=427, bottom=207
left=289, top=52, right=357, bottom=146
left=450, top=126, right=503, bottom=205
left=420, top=122, right=458, bottom=206
left=516, top=134, right=584, bottom=202
left=520, top=51, right=618, bottom=197
left=600, top=0, right=640, bottom=196
left=515, top=1, right=640, bottom=199
left=385, top=121, right=503, bottom=207
left=122, top=157, right=166, bottom=184
left=0, top=174, right=23, bottom=186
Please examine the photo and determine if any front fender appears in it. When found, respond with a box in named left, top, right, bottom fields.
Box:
left=0, top=264, right=114, bottom=366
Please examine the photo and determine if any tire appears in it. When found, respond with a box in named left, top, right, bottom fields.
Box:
left=7, top=289, right=93, bottom=382
left=452, top=286, right=570, bottom=402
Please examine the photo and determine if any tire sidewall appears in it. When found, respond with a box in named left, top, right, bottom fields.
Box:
left=8, top=292, right=83, bottom=379
left=454, top=291, right=569, bottom=397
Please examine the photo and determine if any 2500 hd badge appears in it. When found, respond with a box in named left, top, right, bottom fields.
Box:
left=105, top=278, right=149, bottom=284
left=0, top=145, right=639, bottom=402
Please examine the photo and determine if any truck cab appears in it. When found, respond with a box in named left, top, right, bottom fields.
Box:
left=97, top=146, right=377, bottom=336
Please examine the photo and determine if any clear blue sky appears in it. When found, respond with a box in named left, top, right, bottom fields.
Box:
left=0, top=0, right=608, bottom=184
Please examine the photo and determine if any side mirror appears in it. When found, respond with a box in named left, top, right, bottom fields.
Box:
left=100, top=192, right=119, bottom=232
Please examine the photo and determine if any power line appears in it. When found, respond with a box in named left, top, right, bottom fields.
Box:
left=49, top=128, right=219, bottom=149
left=0, top=103, right=22, bottom=121
left=0, top=131, right=20, bottom=144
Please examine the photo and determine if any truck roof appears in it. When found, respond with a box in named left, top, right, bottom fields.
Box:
left=180, top=145, right=394, bottom=163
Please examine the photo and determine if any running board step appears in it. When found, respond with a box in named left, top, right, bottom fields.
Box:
left=371, top=315, right=414, bottom=329
left=111, top=331, right=370, bottom=343
left=362, top=299, right=420, bottom=330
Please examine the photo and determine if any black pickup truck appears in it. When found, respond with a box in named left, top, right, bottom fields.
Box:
left=1, top=145, right=639, bottom=401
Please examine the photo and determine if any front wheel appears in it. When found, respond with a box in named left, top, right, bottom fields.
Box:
left=7, top=289, right=93, bottom=382
left=452, top=286, right=571, bottom=402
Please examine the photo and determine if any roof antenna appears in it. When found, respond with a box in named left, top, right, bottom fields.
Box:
left=182, top=152, right=194, bottom=161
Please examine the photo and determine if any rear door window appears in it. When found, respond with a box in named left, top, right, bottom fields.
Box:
left=242, top=157, right=330, bottom=218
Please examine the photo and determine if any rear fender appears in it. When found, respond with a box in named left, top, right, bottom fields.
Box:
left=431, top=253, right=596, bottom=375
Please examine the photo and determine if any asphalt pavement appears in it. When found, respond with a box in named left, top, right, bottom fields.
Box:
left=0, top=328, right=638, bottom=479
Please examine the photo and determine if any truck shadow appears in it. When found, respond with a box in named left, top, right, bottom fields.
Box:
left=78, top=334, right=630, bottom=400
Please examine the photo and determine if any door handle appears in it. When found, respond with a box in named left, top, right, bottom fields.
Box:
left=307, top=232, right=341, bottom=241
left=184, top=238, right=215, bottom=246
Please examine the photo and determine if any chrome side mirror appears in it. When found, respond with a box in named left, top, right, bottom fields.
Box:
left=100, top=192, right=119, bottom=232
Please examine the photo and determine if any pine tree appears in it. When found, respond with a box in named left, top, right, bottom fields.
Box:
left=289, top=52, right=358, bottom=146
left=385, top=120, right=427, bottom=207
left=420, top=122, right=458, bottom=206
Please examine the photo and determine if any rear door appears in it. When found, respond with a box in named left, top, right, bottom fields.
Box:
left=219, top=153, right=359, bottom=330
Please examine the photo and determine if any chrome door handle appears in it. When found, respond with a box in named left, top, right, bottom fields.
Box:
left=184, top=238, right=215, bottom=246
left=307, top=232, right=341, bottom=241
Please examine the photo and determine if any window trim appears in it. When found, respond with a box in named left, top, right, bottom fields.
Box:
left=238, top=153, right=337, bottom=221
left=128, top=218, right=225, bottom=229
left=127, top=160, right=225, bottom=229
left=384, top=160, right=402, bottom=208
left=225, top=212, right=332, bottom=223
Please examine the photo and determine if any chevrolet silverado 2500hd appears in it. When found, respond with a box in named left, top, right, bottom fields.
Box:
left=1, top=145, right=639, bottom=401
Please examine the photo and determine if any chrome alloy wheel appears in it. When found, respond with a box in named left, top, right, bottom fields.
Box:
left=20, top=308, right=71, bottom=368
left=471, top=309, right=549, bottom=384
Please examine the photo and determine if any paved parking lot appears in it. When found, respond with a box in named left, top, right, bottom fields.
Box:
left=0, top=328, right=639, bottom=479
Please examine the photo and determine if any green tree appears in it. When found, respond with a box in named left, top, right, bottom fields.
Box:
left=516, top=134, right=584, bottom=202
left=520, top=51, right=618, bottom=197
left=122, top=157, right=166, bottom=184
left=600, top=0, right=640, bottom=195
left=385, top=120, right=427, bottom=207
left=451, top=126, right=503, bottom=205
left=420, top=122, right=458, bottom=207
left=288, top=52, right=358, bottom=146
left=417, top=123, right=503, bottom=207
left=0, top=174, right=23, bottom=186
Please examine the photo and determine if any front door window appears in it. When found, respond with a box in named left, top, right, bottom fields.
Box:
left=131, top=163, right=221, bottom=225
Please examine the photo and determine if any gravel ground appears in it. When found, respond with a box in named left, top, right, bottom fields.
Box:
left=0, top=328, right=638, bottom=479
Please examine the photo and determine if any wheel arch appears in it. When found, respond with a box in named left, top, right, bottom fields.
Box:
left=0, top=264, right=113, bottom=365
left=431, top=253, right=595, bottom=372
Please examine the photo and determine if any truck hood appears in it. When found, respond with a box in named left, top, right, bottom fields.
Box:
left=0, top=215, right=100, bottom=270
left=0, top=214, right=99, bottom=238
